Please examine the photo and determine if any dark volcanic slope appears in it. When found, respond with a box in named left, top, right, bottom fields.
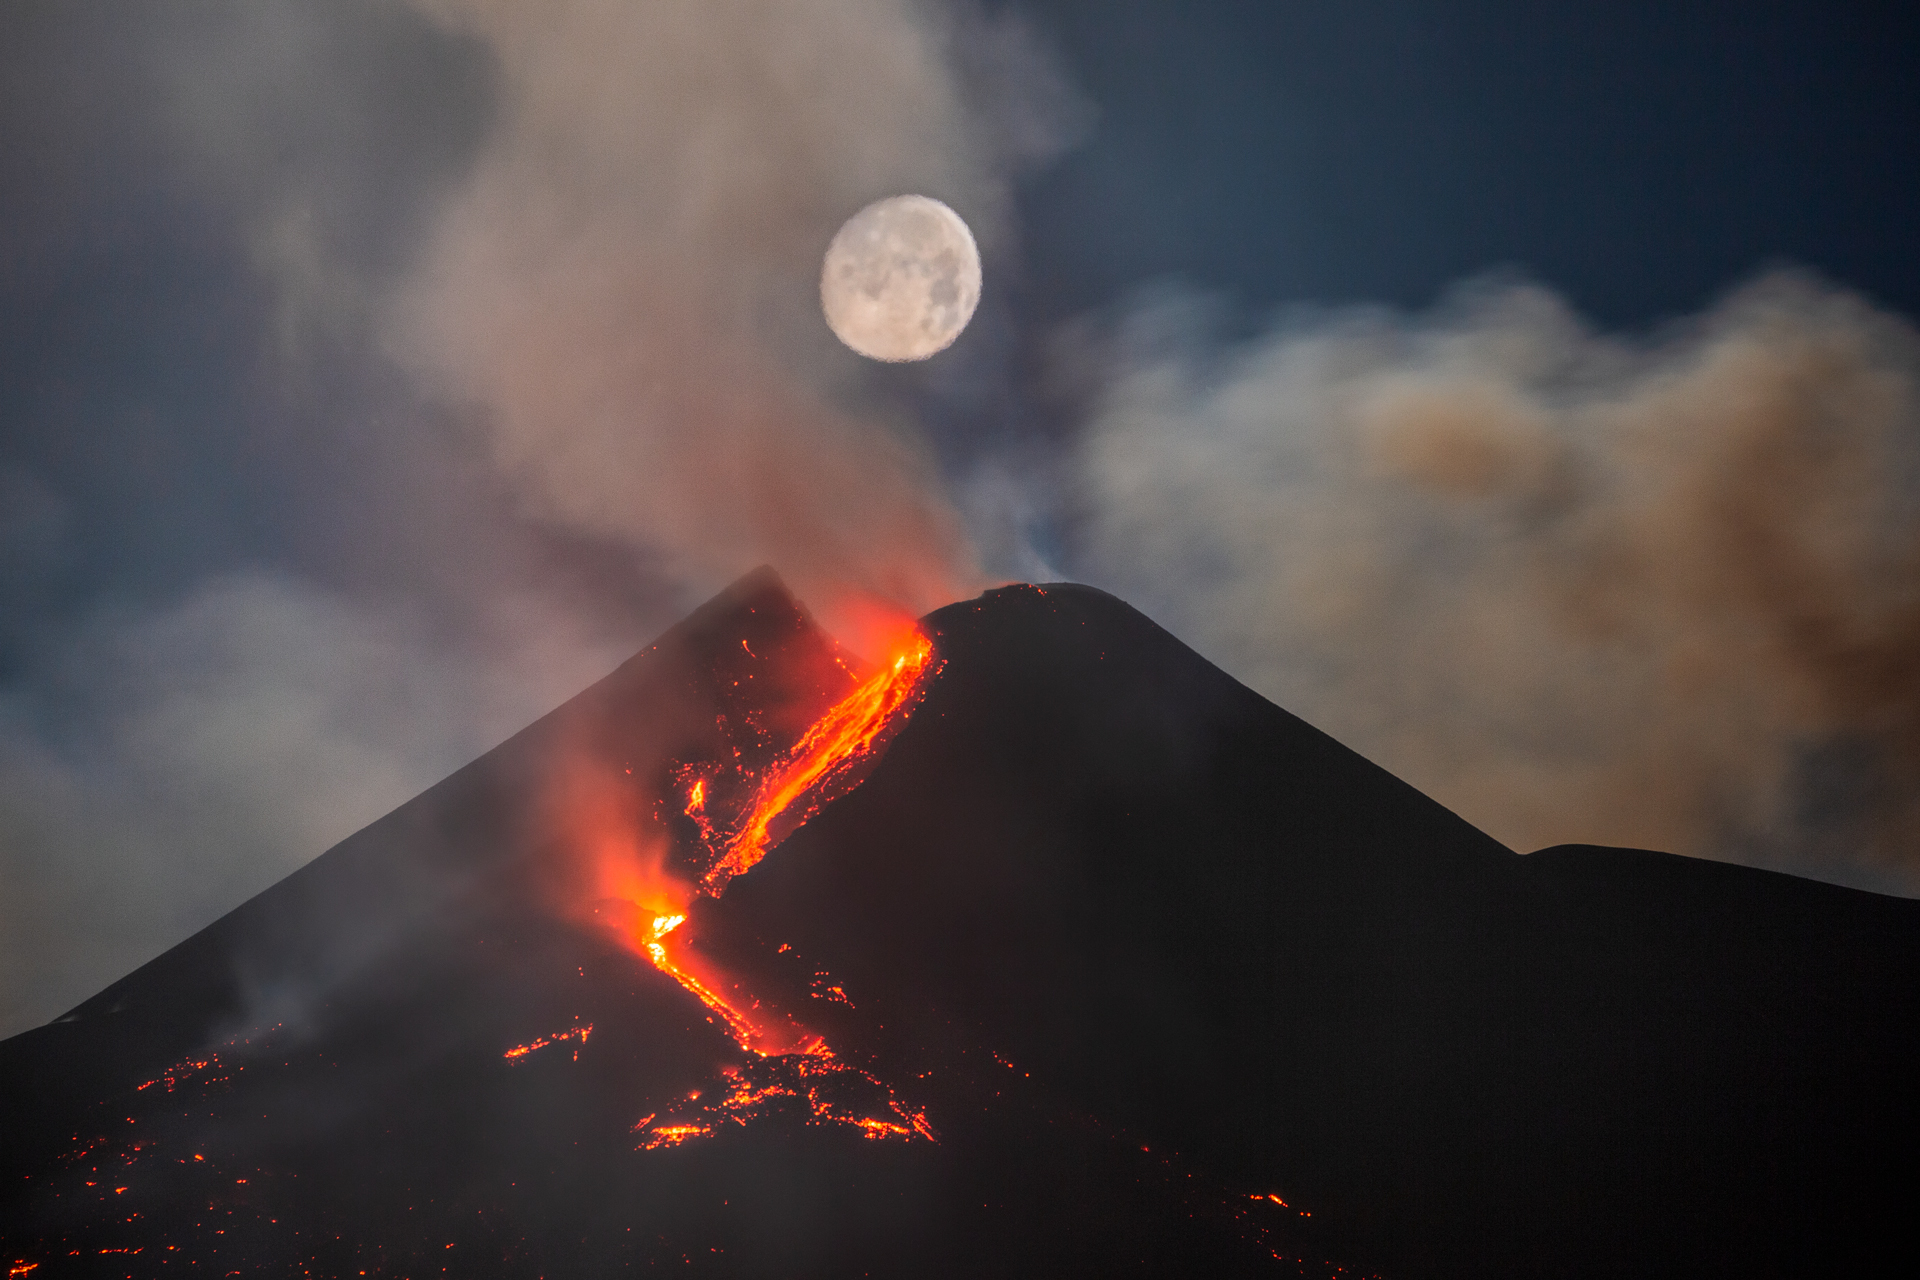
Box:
left=5, top=576, right=1918, bottom=1279
left=720, top=582, right=1920, bottom=1280
left=0, top=567, right=851, bottom=1136
left=0, top=570, right=886, bottom=1276
left=0, top=574, right=1336, bottom=1280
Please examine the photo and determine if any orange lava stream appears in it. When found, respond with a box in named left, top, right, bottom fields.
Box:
left=701, top=630, right=935, bottom=894
left=614, top=626, right=940, bottom=1149
left=638, top=913, right=821, bottom=1056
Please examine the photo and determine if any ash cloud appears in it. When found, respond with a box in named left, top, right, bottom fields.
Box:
left=1072, top=273, right=1920, bottom=893
left=386, top=0, right=1085, bottom=631
left=0, top=0, right=1080, bottom=1036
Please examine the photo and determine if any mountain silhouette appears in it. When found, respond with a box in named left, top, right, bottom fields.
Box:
left=4, top=572, right=1916, bottom=1279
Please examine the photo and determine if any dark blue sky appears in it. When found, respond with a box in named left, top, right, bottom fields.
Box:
left=1015, top=0, right=1920, bottom=327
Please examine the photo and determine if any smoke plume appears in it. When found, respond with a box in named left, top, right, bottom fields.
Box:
left=1073, top=273, right=1920, bottom=892
left=387, top=0, right=1084, bottom=637
left=0, top=0, right=1079, bottom=1036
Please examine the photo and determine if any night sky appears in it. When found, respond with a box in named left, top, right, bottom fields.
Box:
left=3, top=0, right=1918, bottom=1037
left=1018, top=0, right=1920, bottom=326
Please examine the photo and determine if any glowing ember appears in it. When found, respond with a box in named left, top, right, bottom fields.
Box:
left=679, top=768, right=722, bottom=850
left=135, top=1054, right=222, bottom=1093
left=702, top=630, right=936, bottom=894
left=636, top=1122, right=712, bottom=1150
left=502, top=1023, right=594, bottom=1063
left=630, top=1048, right=934, bottom=1151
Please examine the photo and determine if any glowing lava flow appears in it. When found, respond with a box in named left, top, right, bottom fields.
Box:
left=702, top=629, right=935, bottom=894
left=614, top=625, right=940, bottom=1149
left=622, top=906, right=935, bottom=1147
left=638, top=911, right=820, bottom=1056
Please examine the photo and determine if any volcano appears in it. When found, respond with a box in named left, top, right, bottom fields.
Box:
left=4, top=571, right=1917, bottom=1279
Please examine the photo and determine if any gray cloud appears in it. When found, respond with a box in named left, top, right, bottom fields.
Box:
left=0, top=572, right=626, bottom=1034
left=385, top=0, right=1084, bottom=639
left=0, top=0, right=1081, bottom=1035
left=1073, top=272, right=1920, bottom=893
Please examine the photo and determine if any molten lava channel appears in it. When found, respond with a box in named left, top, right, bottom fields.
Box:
left=702, top=629, right=935, bottom=894
left=612, top=625, right=941, bottom=1149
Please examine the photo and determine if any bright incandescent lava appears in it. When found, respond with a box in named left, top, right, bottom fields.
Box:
left=704, top=631, right=936, bottom=893
left=609, top=626, right=940, bottom=1150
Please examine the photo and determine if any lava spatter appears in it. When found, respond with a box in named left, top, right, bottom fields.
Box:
left=631, top=1046, right=934, bottom=1152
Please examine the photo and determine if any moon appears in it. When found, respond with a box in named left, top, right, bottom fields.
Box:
left=821, top=195, right=982, bottom=362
